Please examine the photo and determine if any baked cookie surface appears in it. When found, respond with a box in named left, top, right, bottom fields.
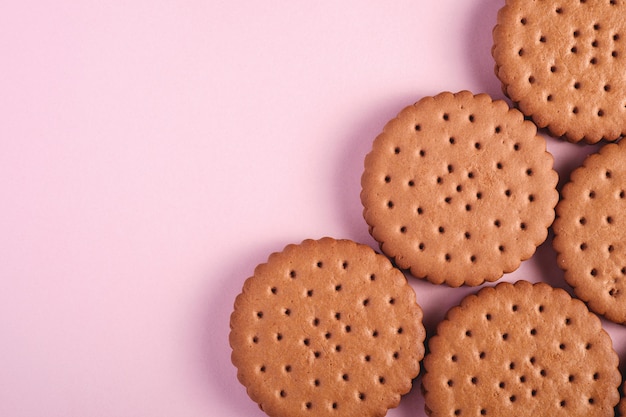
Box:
left=492, top=0, right=626, bottom=143
left=553, top=140, right=626, bottom=323
left=422, top=280, right=621, bottom=417
left=229, top=237, right=425, bottom=417
left=360, top=91, right=558, bottom=287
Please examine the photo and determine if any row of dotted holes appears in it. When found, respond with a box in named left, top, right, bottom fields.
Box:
left=402, top=247, right=507, bottom=263
left=412, top=219, right=522, bottom=233
left=278, top=390, right=366, bottom=400
left=436, top=113, right=476, bottom=123
left=464, top=333, right=585, bottom=348
left=268, top=279, right=396, bottom=314
left=277, top=393, right=369, bottom=411
left=520, top=26, right=621, bottom=55
left=389, top=166, right=521, bottom=187
left=543, top=78, right=615, bottom=93
left=275, top=265, right=379, bottom=298
left=409, top=221, right=527, bottom=257
left=384, top=164, right=532, bottom=186
left=301, top=395, right=369, bottom=411
left=412, top=220, right=525, bottom=239
left=416, top=124, right=504, bottom=132
left=412, top=125, right=512, bottom=148
left=578, top=215, right=615, bottom=226
left=286, top=259, right=351, bottom=275
left=452, top=393, right=598, bottom=417
left=393, top=139, right=520, bottom=158
left=520, top=1, right=620, bottom=27
left=415, top=207, right=526, bottom=229
left=480, top=304, right=577, bottom=323
left=520, top=48, right=618, bottom=64
left=388, top=175, right=533, bottom=212
left=437, top=190, right=536, bottom=204
left=581, top=241, right=624, bottom=256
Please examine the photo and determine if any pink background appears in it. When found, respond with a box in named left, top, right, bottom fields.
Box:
left=1, top=1, right=624, bottom=416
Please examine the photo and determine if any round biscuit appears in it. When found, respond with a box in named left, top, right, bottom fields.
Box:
left=492, top=0, right=626, bottom=143
left=360, top=91, right=558, bottom=287
left=422, top=280, right=621, bottom=417
left=229, top=237, right=425, bottom=417
left=553, top=140, right=626, bottom=323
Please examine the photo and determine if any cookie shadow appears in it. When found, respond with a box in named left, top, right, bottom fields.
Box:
left=193, top=240, right=289, bottom=416
left=544, top=135, right=603, bottom=190
left=531, top=230, right=570, bottom=292
left=463, top=0, right=508, bottom=99
left=392, top=375, right=428, bottom=417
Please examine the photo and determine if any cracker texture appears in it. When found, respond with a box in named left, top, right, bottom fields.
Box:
left=229, top=237, right=425, bottom=417
left=553, top=140, right=626, bottom=323
left=493, top=0, right=626, bottom=143
left=422, top=280, right=621, bottom=417
left=361, top=91, right=558, bottom=287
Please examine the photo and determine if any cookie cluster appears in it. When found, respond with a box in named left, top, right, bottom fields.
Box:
left=230, top=1, right=626, bottom=416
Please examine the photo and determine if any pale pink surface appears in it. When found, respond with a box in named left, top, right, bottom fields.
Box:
left=1, top=1, right=624, bottom=416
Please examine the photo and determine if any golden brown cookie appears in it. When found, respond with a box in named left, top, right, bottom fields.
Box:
left=553, top=140, right=626, bottom=324
left=422, top=280, right=621, bottom=417
left=360, top=91, right=558, bottom=287
left=492, top=0, right=626, bottom=144
left=229, top=237, right=425, bottom=417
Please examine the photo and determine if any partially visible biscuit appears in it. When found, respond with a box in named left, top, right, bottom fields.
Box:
left=360, top=91, right=558, bottom=287
left=229, top=237, right=425, bottom=417
left=553, top=140, right=626, bottom=324
left=422, top=280, right=621, bottom=417
left=492, top=0, right=626, bottom=143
